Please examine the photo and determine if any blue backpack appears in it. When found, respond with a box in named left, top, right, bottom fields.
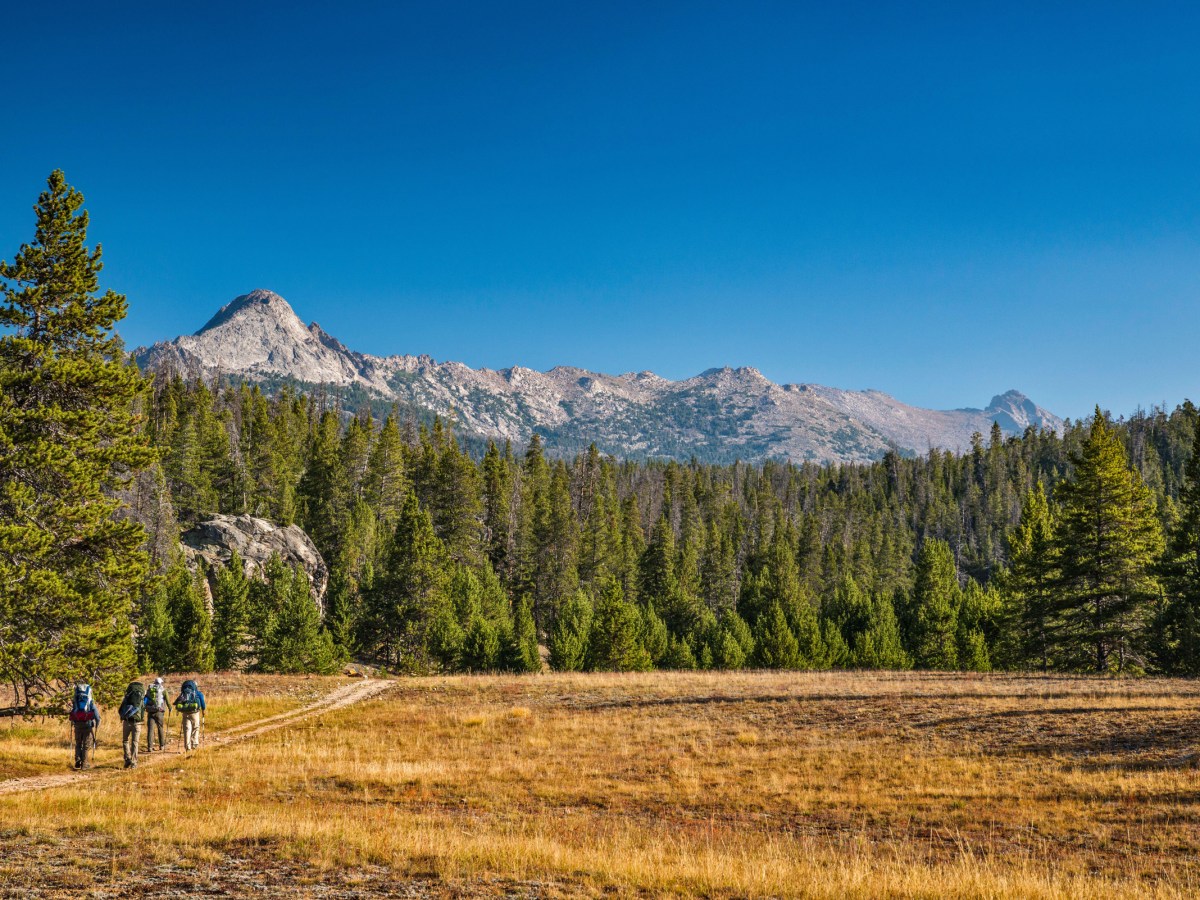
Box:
left=175, top=680, right=201, bottom=712
left=68, top=683, right=95, bottom=724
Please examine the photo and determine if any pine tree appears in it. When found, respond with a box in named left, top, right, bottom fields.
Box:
left=905, top=539, right=960, bottom=669
left=1001, top=483, right=1058, bottom=670
left=710, top=626, right=748, bottom=669
left=577, top=446, right=618, bottom=591
left=168, top=562, right=215, bottom=673
left=617, top=494, right=646, bottom=604
left=501, top=597, right=542, bottom=672
left=521, top=457, right=579, bottom=632
left=461, top=615, right=501, bottom=671
left=640, top=604, right=670, bottom=665
left=364, top=413, right=408, bottom=534
left=700, top=521, right=738, bottom=614
left=1055, top=410, right=1164, bottom=672
left=662, top=635, right=698, bottom=670
left=482, top=441, right=515, bottom=582
left=821, top=618, right=851, bottom=668
left=956, top=579, right=1000, bottom=671
left=548, top=591, right=593, bottom=671
left=259, top=565, right=337, bottom=674
left=298, top=410, right=344, bottom=557
left=136, top=577, right=177, bottom=674
left=428, top=427, right=483, bottom=565
left=359, top=492, right=453, bottom=671
left=711, top=609, right=754, bottom=669
left=739, top=520, right=827, bottom=668
left=427, top=602, right=465, bottom=670
left=247, top=554, right=292, bottom=662
left=586, top=580, right=651, bottom=671
left=1155, top=422, right=1200, bottom=673
left=639, top=516, right=678, bottom=611
left=0, top=171, right=154, bottom=710
left=212, top=550, right=250, bottom=670
left=752, top=602, right=800, bottom=669
left=851, top=594, right=910, bottom=669
left=323, top=568, right=359, bottom=661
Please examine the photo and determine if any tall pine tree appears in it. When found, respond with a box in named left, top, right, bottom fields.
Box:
left=1055, top=410, right=1163, bottom=672
left=0, top=171, right=153, bottom=710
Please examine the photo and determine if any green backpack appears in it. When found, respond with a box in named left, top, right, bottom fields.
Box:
left=118, top=682, right=145, bottom=723
left=145, top=682, right=166, bottom=712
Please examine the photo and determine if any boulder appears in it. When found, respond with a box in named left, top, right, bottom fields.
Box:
left=181, top=514, right=328, bottom=612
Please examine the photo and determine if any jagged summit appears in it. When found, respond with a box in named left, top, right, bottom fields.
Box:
left=197, top=289, right=301, bottom=334
left=984, top=389, right=1055, bottom=434
left=139, top=288, right=382, bottom=390
left=135, top=290, right=1064, bottom=464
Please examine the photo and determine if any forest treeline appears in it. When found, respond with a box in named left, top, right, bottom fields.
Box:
left=143, top=366, right=1200, bottom=678
left=5, top=171, right=1200, bottom=715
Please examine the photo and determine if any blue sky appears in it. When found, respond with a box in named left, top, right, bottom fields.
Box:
left=1, top=2, right=1197, bottom=420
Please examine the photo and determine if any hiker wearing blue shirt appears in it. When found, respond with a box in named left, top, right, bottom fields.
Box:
left=174, top=680, right=206, bottom=750
left=68, top=683, right=100, bottom=770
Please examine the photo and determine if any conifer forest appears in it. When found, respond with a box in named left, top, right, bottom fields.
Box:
left=4, top=171, right=1200, bottom=714
left=143, top=371, right=1200, bottom=681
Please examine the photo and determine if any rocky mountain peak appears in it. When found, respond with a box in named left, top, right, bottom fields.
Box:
left=135, top=290, right=1065, bottom=464
left=984, top=389, right=1057, bottom=433
left=138, top=289, right=386, bottom=390
left=197, top=288, right=302, bottom=334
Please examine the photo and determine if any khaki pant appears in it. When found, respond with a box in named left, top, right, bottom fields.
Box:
left=182, top=711, right=203, bottom=750
left=146, top=710, right=166, bottom=751
left=73, top=721, right=95, bottom=769
left=122, top=719, right=142, bottom=767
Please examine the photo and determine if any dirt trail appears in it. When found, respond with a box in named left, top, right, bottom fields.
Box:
left=0, top=678, right=393, bottom=797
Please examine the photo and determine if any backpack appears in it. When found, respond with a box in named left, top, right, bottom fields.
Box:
left=175, top=679, right=201, bottom=713
left=145, top=682, right=166, bottom=712
left=68, top=683, right=95, bottom=724
left=118, top=682, right=145, bottom=723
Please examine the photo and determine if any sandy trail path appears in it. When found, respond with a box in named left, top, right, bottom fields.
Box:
left=0, top=678, right=393, bottom=796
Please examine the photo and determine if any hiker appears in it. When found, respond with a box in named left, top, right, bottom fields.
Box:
left=174, top=679, right=206, bottom=751
left=68, top=683, right=100, bottom=770
left=118, top=681, right=146, bottom=768
left=144, top=677, right=170, bottom=752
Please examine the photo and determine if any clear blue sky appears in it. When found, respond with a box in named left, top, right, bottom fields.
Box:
left=1, top=2, right=1197, bottom=420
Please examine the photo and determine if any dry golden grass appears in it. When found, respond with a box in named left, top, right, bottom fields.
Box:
left=0, top=672, right=345, bottom=780
left=6, top=670, right=1200, bottom=897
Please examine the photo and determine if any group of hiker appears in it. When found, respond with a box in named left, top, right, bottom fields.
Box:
left=67, top=678, right=207, bottom=770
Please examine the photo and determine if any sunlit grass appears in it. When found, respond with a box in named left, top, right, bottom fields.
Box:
left=7, top=670, right=1200, bottom=896
left=0, top=673, right=347, bottom=779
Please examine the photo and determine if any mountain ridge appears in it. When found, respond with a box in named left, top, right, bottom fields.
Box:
left=135, top=289, right=1064, bottom=464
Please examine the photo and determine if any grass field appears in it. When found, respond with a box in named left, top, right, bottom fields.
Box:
left=4, top=670, right=1200, bottom=897
left=0, top=673, right=342, bottom=780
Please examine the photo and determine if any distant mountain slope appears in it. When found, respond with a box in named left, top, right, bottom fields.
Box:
left=134, top=289, right=1064, bottom=463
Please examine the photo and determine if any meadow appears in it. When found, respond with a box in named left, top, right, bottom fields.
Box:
left=3, top=670, right=1200, bottom=898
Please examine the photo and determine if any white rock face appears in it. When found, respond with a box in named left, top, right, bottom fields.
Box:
left=136, top=290, right=1064, bottom=464
left=180, top=513, right=329, bottom=613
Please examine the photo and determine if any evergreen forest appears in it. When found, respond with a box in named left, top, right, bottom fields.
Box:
left=4, top=171, right=1200, bottom=714
left=143, top=370, right=1200, bottom=680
